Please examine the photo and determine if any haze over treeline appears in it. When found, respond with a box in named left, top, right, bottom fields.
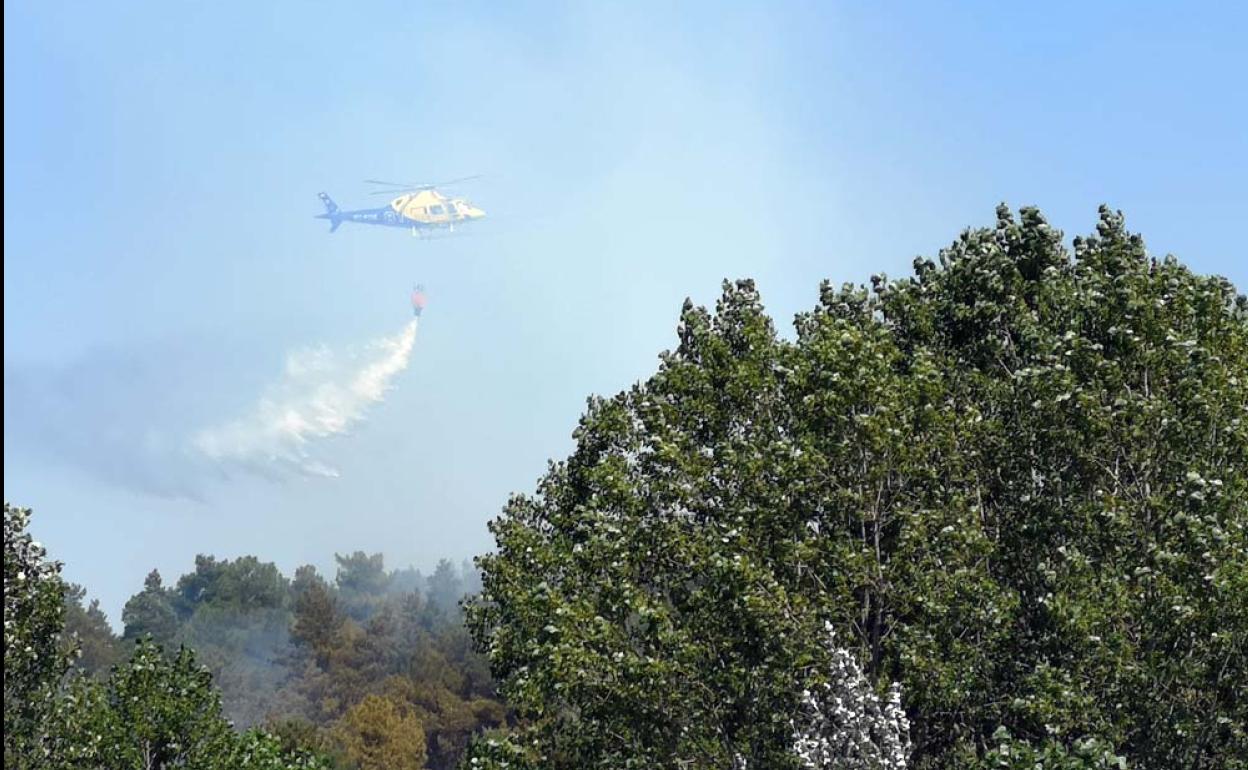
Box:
left=17, top=529, right=505, bottom=770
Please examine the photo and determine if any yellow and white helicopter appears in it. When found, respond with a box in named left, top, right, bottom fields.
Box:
left=316, top=177, right=486, bottom=237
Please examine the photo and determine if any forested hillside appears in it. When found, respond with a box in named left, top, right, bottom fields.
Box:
left=44, top=542, right=505, bottom=770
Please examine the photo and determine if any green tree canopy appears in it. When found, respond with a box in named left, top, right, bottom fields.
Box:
left=107, top=549, right=503, bottom=769
left=175, top=554, right=289, bottom=615
left=4, top=503, right=74, bottom=768
left=121, top=569, right=179, bottom=645
left=335, top=552, right=392, bottom=622
left=53, top=638, right=330, bottom=769
left=466, top=206, right=1247, bottom=770
left=330, top=693, right=427, bottom=770
left=61, top=583, right=124, bottom=676
left=3, top=505, right=329, bottom=769
left=335, top=552, right=391, bottom=597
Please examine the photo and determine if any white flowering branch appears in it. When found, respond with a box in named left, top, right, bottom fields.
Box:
left=790, top=623, right=911, bottom=770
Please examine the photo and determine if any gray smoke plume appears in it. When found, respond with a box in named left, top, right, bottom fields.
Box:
left=4, top=321, right=419, bottom=498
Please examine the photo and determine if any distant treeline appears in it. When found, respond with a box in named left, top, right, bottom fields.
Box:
left=62, top=551, right=504, bottom=770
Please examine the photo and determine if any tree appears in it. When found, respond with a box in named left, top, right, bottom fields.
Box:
left=4, top=503, right=74, bottom=768
left=427, top=558, right=463, bottom=615
left=229, top=728, right=333, bottom=770
left=465, top=207, right=1247, bottom=769
left=290, top=567, right=343, bottom=669
left=335, top=552, right=391, bottom=621
left=52, top=638, right=331, bottom=770
left=4, top=504, right=329, bottom=769
left=331, top=693, right=427, bottom=770
left=61, top=583, right=123, bottom=676
left=389, top=566, right=426, bottom=597
left=121, top=570, right=179, bottom=645
left=174, top=555, right=288, bottom=615
left=57, top=638, right=239, bottom=768
left=165, top=556, right=295, bottom=728
left=109, top=552, right=506, bottom=769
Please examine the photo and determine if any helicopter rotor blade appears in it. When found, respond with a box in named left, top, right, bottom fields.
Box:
left=427, top=174, right=483, bottom=188
left=365, top=175, right=483, bottom=189
left=369, top=188, right=445, bottom=196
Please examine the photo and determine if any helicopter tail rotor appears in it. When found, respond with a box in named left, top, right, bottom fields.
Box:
left=315, top=192, right=345, bottom=232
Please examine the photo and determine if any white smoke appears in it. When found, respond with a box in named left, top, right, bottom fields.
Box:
left=192, top=320, right=418, bottom=479
left=4, top=321, right=420, bottom=498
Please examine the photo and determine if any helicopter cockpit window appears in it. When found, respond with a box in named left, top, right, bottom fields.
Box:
left=430, top=205, right=445, bottom=216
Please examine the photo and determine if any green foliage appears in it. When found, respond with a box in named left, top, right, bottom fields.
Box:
left=120, top=555, right=296, bottom=727
left=174, top=554, right=289, bottom=615
left=231, top=729, right=334, bottom=770
left=276, top=558, right=504, bottom=770
left=3, top=506, right=328, bottom=769
left=54, top=638, right=239, bottom=767
left=466, top=206, right=1248, bottom=769
left=335, top=552, right=392, bottom=621
left=121, top=569, right=180, bottom=646
left=107, top=551, right=502, bottom=769
left=4, top=503, right=74, bottom=768
left=291, top=566, right=344, bottom=669
left=330, top=693, right=428, bottom=770
left=52, top=637, right=331, bottom=769
left=980, top=728, right=1127, bottom=770
left=61, top=583, right=124, bottom=676
left=462, top=731, right=540, bottom=770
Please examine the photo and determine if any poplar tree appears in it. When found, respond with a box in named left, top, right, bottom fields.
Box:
left=465, top=207, right=1247, bottom=769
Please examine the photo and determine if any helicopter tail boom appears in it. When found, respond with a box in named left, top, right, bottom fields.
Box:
left=316, top=192, right=344, bottom=232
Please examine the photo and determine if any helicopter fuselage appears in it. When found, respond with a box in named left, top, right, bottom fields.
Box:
left=316, top=189, right=485, bottom=235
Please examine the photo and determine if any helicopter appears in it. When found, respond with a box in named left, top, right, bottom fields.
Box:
left=315, top=177, right=486, bottom=237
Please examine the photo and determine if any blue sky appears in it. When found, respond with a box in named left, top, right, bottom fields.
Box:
left=5, top=1, right=1246, bottom=625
